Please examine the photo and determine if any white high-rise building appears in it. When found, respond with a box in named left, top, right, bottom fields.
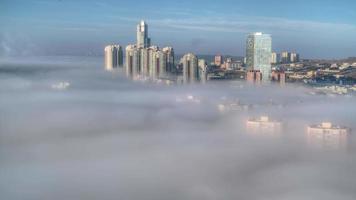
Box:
left=149, top=47, right=167, bottom=79
left=281, top=51, right=291, bottom=63
left=246, top=32, right=272, bottom=81
left=125, top=45, right=140, bottom=78
left=181, top=53, right=199, bottom=83
left=290, top=52, right=300, bottom=63
left=137, top=20, right=150, bottom=48
left=271, top=52, right=278, bottom=64
left=198, top=59, right=208, bottom=83
left=125, top=21, right=175, bottom=81
left=104, top=45, right=123, bottom=71
left=140, top=48, right=150, bottom=77
left=162, top=47, right=175, bottom=73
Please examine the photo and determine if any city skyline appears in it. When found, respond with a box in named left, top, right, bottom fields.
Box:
left=1, top=0, right=356, bottom=59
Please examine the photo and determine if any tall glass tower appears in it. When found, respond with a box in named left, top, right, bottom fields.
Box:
left=137, top=20, right=151, bottom=48
left=246, top=32, right=272, bottom=81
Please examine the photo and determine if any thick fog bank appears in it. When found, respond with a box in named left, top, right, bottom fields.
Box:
left=1, top=57, right=356, bottom=200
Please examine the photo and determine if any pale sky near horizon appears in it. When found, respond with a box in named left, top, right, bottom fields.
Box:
left=1, top=0, right=356, bottom=59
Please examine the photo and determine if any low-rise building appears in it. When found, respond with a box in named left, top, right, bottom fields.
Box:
left=246, top=116, right=283, bottom=135
left=307, top=122, right=350, bottom=150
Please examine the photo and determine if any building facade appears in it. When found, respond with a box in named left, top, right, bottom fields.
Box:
left=246, top=116, right=283, bottom=136
left=290, top=53, right=300, bottom=63
left=307, top=122, right=350, bottom=150
left=271, top=52, right=278, bottom=64
left=246, top=32, right=272, bottom=81
left=137, top=20, right=151, bottom=48
left=246, top=70, right=262, bottom=83
left=162, top=47, right=175, bottom=74
left=198, top=59, right=208, bottom=83
left=125, top=45, right=140, bottom=78
left=215, top=55, right=223, bottom=66
left=182, top=53, right=199, bottom=83
left=104, top=45, right=123, bottom=71
left=125, top=21, right=176, bottom=81
left=271, top=70, right=286, bottom=85
left=281, top=51, right=291, bottom=63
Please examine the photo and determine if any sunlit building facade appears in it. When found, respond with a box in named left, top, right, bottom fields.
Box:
left=271, top=52, right=278, bottom=64
left=137, top=20, right=151, bottom=48
left=162, top=47, right=175, bottom=74
left=246, top=32, right=272, bottom=81
left=198, top=59, right=208, bottom=83
left=182, top=53, right=199, bottom=83
left=246, top=70, right=262, bottom=83
left=271, top=70, right=286, bottom=85
left=125, top=21, right=176, bottom=81
left=104, top=45, right=123, bottom=71
left=281, top=51, right=291, bottom=63
left=307, top=122, right=350, bottom=150
left=290, top=52, right=300, bottom=63
left=125, top=45, right=140, bottom=78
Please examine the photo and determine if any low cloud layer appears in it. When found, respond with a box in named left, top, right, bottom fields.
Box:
left=0, top=56, right=356, bottom=200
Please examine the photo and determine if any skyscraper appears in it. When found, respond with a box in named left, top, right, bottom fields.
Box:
left=198, top=59, right=208, bottom=83
left=150, top=47, right=167, bottom=79
left=271, top=52, right=278, bottom=64
left=290, top=52, right=300, bottom=63
left=162, top=47, right=175, bottom=73
left=126, top=21, right=175, bottom=81
left=181, top=53, right=199, bottom=83
left=246, top=32, right=272, bottom=81
left=137, top=20, right=151, bottom=48
left=104, top=45, right=123, bottom=71
left=125, top=45, right=140, bottom=78
left=281, top=51, right=291, bottom=63
left=140, top=48, right=150, bottom=77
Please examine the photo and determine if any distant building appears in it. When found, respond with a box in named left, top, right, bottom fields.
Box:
left=215, top=55, right=223, bottom=66
left=271, top=70, right=286, bottom=85
left=307, top=122, right=350, bottom=150
left=290, top=52, right=300, bottom=63
left=150, top=48, right=167, bottom=79
left=125, top=45, right=140, bottom=78
left=162, top=47, right=175, bottom=73
left=104, top=45, right=123, bottom=71
left=140, top=47, right=150, bottom=77
left=246, top=116, right=283, bottom=135
left=137, top=20, right=150, bottom=48
left=246, top=70, right=262, bottom=83
left=124, top=21, right=177, bottom=81
left=181, top=53, right=199, bottom=83
left=271, top=52, right=278, bottom=64
left=281, top=51, right=291, bottom=63
left=280, top=51, right=299, bottom=63
left=246, top=32, right=272, bottom=81
left=198, top=59, right=208, bottom=83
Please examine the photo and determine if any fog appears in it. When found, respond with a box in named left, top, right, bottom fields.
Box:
left=1, top=56, right=356, bottom=200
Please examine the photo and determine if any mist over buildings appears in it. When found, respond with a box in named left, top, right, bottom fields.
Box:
left=0, top=56, right=356, bottom=200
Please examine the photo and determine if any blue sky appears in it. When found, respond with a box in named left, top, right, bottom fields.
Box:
left=1, top=0, right=356, bottom=58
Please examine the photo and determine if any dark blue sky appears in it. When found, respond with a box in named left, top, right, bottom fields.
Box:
left=1, top=0, right=356, bottom=58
